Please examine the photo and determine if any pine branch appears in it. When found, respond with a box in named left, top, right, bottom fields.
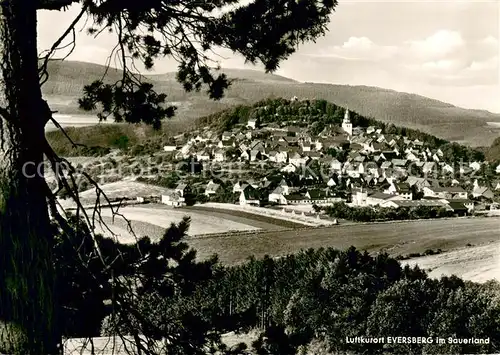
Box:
left=37, top=0, right=79, bottom=11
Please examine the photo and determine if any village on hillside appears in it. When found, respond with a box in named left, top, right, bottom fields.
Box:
left=147, top=98, right=500, bottom=220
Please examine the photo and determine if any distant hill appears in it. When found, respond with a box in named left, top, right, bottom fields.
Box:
left=42, top=60, right=500, bottom=147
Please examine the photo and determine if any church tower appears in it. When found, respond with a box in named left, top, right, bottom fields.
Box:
left=342, top=107, right=353, bottom=136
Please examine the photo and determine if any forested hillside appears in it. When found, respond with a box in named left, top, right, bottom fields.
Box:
left=43, top=61, right=500, bottom=147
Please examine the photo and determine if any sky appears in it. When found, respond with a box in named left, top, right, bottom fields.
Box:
left=38, top=0, right=500, bottom=113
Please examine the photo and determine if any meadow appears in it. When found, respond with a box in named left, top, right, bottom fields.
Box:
left=187, top=217, right=500, bottom=267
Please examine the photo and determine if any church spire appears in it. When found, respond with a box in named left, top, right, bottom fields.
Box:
left=344, top=107, right=350, bottom=122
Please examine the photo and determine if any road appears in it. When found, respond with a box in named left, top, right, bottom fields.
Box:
left=188, top=217, right=500, bottom=265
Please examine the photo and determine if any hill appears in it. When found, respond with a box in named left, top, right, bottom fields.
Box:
left=42, top=60, right=500, bottom=147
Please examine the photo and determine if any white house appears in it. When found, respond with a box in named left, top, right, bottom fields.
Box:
left=239, top=186, right=261, bottom=206
left=233, top=181, right=249, bottom=194
left=196, top=151, right=211, bottom=161
left=268, top=186, right=288, bottom=205
left=163, top=145, right=178, bottom=152
left=247, top=119, right=258, bottom=129
left=289, top=152, right=308, bottom=167
left=329, top=158, right=342, bottom=172
left=365, top=192, right=404, bottom=207
left=175, top=183, right=189, bottom=197
left=161, top=192, right=186, bottom=207
left=214, top=150, right=225, bottom=162
left=469, top=161, right=482, bottom=171
left=275, top=151, right=288, bottom=164
left=281, top=163, right=299, bottom=173
left=205, top=181, right=221, bottom=196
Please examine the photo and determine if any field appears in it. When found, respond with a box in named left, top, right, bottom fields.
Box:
left=91, top=205, right=261, bottom=237
left=74, top=181, right=172, bottom=206
left=67, top=192, right=500, bottom=283
left=186, top=217, right=500, bottom=266
left=87, top=203, right=500, bottom=282
left=404, top=241, right=500, bottom=283
left=182, top=206, right=304, bottom=230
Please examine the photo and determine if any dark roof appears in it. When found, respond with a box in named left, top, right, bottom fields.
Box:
left=242, top=186, right=261, bottom=201
left=447, top=202, right=468, bottom=211
left=285, top=194, right=306, bottom=201
left=307, top=189, right=328, bottom=199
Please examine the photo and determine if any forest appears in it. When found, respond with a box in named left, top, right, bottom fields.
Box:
left=48, top=216, right=500, bottom=355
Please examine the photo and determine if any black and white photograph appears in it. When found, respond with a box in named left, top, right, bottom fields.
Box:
left=0, top=0, right=499, bottom=354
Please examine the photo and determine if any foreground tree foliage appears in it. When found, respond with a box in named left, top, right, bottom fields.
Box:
left=54, top=217, right=500, bottom=354
left=0, top=0, right=338, bottom=353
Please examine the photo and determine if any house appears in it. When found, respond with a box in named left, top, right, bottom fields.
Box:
left=221, top=131, right=233, bottom=141
left=271, top=178, right=288, bottom=192
left=381, top=161, right=392, bottom=169
left=441, top=163, right=455, bottom=174
left=384, top=182, right=412, bottom=200
left=281, top=163, right=299, bottom=173
left=196, top=150, right=211, bottom=161
left=233, top=181, right=249, bottom=194
left=469, top=161, right=482, bottom=171
left=382, top=200, right=451, bottom=210
left=247, top=119, right=258, bottom=129
left=163, top=145, right=178, bottom=152
left=351, top=188, right=367, bottom=206
left=392, top=159, right=408, bottom=168
left=365, top=192, right=405, bottom=206
left=423, top=186, right=467, bottom=199
left=205, top=181, right=221, bottom=196
left=306, top=151, right=322, bottom=160
left=214, top=150, right=225, bottom=162
left=268, top=186, right=288, bottom=205
left=301, top=142, right=312, bottom=152
left=327, top=177, right=337, bottom=187
left=249, top=150, right=263, bottom=161
left=175, top=183, right=190, bottom=197
left=445, top=199, right=474, bottom=213
left=240, top=150, right=250, bottom=161
left=422, top=162, right=438, bottom=174
left=305, top=189, right=341, bottom=205
left=472, top=186, right=494, bottom=200
left=275, top=151, right=288, bottom=164
left=239, top=186, right=262, bottom=206
left=283, top=194, right=308, bottom=205
left=289, top=152, right=308, bottom=167
left=496, top=164, right=500, bottom=174
left=445, top=202, right=468, bottom=216
left=445, top=186, right=468, bottom=199
left=406, top=176, right=431, bottom=190
left=218, top=139, right=236, bottom=149
left=266, top=150, right=279, bottom=162
left=161, top=192, right=186, bottom=207
left=406, top=151, right=420, bottom=162
left=329, top=158, right=343, bottom=172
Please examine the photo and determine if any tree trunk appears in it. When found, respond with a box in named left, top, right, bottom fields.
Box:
left=0, top=1, right=58, bottom=354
